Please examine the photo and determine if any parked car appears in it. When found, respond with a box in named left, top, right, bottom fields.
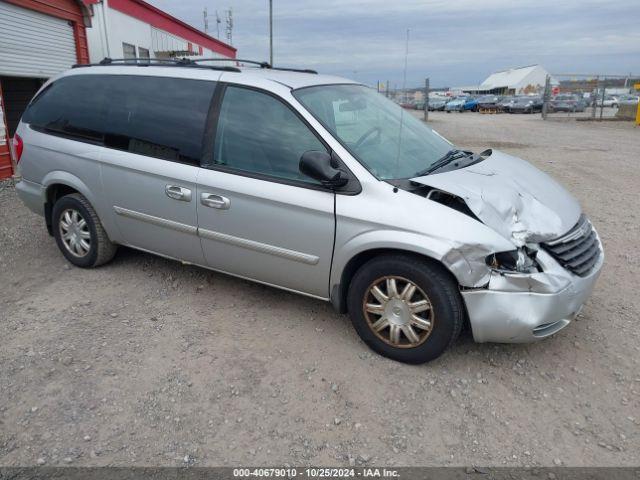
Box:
left=595, top=95, right=618, bottom=108
left=550, top=94, right=586, bottom=112
left=509, top=96, right=543, bottom=114
left=475, top=95, right=502, bottom=110
left=445, top=96, right=478, bottom=112
left=427, top=98, right=448, bottom=111
left=497, top=96, right=516, bottom=112
left=14, top=61, right=603, bottom=364
left=444, top=96, right=466, bottom=112
left=617, top=94, right=639, bottom=105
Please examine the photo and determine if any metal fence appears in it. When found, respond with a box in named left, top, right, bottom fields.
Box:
left=542, top=73, right=639, bottom=120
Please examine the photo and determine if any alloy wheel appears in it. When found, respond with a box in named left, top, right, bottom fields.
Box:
left=362, top=276, right=435, bottom=348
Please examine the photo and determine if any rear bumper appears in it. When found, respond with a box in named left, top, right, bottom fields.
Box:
left=15, top=178, right=45, bottom=216
left=462, top=247, right=603, bottom=343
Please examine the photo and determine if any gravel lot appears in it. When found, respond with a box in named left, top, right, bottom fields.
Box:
left=1, top=112, right=638, bottom=468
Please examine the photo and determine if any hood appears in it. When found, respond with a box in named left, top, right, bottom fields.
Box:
left=411, top=150, right=581, bottom=246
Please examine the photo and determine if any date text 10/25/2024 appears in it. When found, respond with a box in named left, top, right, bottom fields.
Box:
left=233, top=468, right=400, bottom=478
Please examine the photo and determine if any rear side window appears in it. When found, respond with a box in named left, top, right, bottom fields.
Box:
left=102, top=76, right=216, bottom=164
left=22, top=74, right=217, bottom=165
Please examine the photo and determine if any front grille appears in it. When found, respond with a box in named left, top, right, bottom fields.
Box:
left=541, top=215, right=601, bottom=276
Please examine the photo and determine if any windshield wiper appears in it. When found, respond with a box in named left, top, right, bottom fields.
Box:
left=414, top=149, right=473, bottom=177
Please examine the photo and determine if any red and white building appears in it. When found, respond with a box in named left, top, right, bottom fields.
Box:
left=0, top=0, right=236, bottom=179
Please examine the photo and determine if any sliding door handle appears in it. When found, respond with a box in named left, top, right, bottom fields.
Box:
left=201, top=193, right=230, bottom=210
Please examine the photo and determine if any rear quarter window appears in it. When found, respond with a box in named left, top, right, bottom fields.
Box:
left=22, top=74, right=217, bottom=165
left=22, top=75, right=109, bottom=143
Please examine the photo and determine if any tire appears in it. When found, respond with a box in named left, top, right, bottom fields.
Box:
left=52, top=193, right=117, bottom=268
left=347, top=254, right=464, bottom=364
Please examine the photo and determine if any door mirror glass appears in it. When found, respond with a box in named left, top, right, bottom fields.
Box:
left=299, top=151, right=348, bottom=188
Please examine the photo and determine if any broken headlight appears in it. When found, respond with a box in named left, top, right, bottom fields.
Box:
left=486, top=247, right=540, bottom=273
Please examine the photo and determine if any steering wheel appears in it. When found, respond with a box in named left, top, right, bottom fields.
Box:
left=354, top=126, right=381, bottom=149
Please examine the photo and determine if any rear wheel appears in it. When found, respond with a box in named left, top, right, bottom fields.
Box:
left=347, top=255, right=464, bottom=364
left=52, top=193, right=117, bottom=268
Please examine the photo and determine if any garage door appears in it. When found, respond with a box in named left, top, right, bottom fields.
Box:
left=0, top=1, right=78, bottom=78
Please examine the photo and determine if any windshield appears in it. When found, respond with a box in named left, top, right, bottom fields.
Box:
left=293, top=84, right=453, bottom=180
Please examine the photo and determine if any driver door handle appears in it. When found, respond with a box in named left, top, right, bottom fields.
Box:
left=201, top=193, right=231, bottom=210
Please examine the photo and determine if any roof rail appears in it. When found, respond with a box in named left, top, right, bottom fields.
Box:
left=194, top=58, right=318, bottom=74
left=72, top=57, right=241, bottom=72
left=72, top=57, right=317, bottom=75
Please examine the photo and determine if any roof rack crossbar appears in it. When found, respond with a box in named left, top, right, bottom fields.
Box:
left=193, top=58, right=318, bottom=74
left=195, top=58, right=271, bottom=69
left=72, top=57, right=241, bottom=72
left=271, top=67, right=318, bottom=75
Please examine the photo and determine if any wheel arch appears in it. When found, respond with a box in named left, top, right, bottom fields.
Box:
left=330, top=247, right=463, bottom=314
left=42, top=172, right=93, bottom=235
left=41, top=172, right=115, bottom=239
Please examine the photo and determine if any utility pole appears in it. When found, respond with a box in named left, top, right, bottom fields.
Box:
left=225, top=9, right=233, bottom=45
left=424, top=78, right=429, bottom=122
left=269, top=0, right=273, bottom=66
left=401, top=28, right=409, bottom=103
left=203, top=7, right=208, bottom=33
left=215, top=11, right=221, bottom=38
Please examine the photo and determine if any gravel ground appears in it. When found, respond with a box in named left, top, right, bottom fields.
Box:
left=0, top=112, right=638, bottom=468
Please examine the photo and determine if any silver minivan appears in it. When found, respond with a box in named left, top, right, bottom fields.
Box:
left=14, top=59, right=603, bottom=364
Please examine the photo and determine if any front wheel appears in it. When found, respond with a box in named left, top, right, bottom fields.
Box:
left=347, top=255, right=464, bottom=364
left=52, top=193, right=117, bottom=268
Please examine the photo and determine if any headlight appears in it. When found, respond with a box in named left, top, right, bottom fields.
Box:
left=486, top=247, right=539, bottom=273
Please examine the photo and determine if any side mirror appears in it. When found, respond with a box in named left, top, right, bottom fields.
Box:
left=299, top=150, right=348, bottom=188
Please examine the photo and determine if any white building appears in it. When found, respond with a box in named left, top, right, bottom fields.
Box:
left=459, top=65, right=557, bottom=95
left=85, top=0, right=236, bottom=63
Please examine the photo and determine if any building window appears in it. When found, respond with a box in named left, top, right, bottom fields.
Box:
left=138, top=47, right=150, bottom=64
left=123, top=43, right=136, bottom=63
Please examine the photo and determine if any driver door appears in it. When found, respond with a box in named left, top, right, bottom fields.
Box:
left=196, top=85, right=335, bottom=298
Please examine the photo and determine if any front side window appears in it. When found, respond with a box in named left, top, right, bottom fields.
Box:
left=211, top=86, right=327, bottom=184
left=294, top=84, right=453, bottom=180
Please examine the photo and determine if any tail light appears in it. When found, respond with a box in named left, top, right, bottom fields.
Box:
left=12, top=134, right=23, bottom=163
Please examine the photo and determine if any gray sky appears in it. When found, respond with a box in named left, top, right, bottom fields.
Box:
left=148, top=0, right=640, bottom=88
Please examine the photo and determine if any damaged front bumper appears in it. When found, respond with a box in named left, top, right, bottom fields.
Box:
left=462, top=246, right=603, bottom=343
